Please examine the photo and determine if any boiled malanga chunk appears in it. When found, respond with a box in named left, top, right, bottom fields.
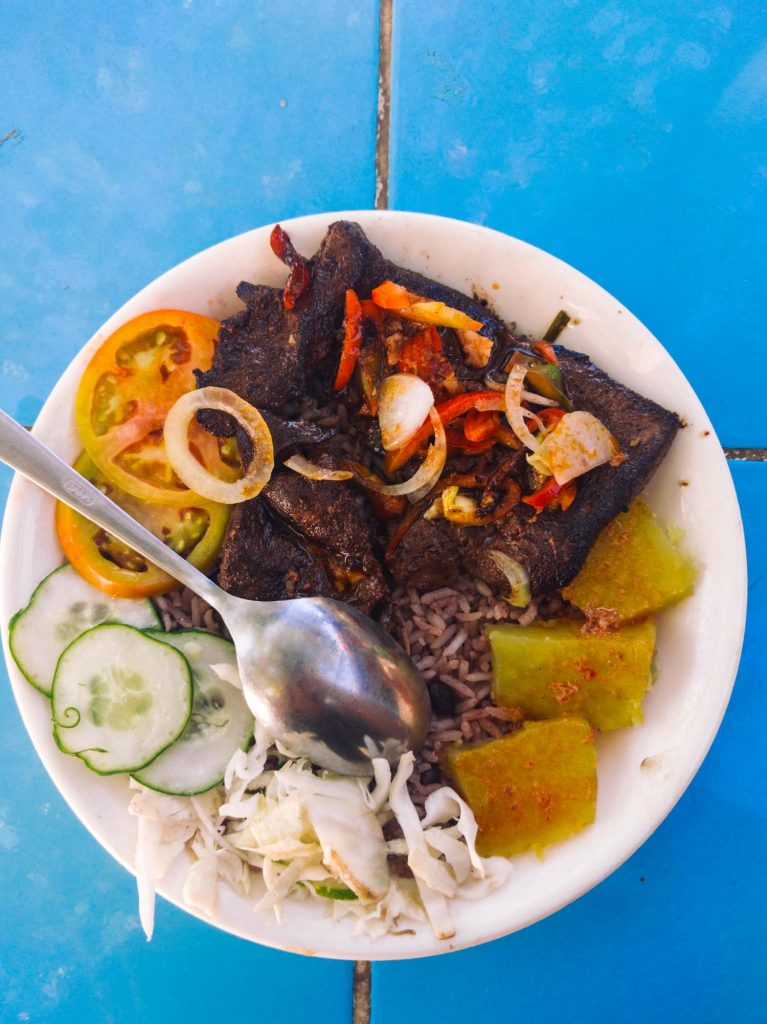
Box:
left=488, top=619, right=655, bottom=730
left=443, top=718, right=597, bottom=857
left=562, top=498, right=695, bottom=625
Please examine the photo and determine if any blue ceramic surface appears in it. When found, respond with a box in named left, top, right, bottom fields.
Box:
left=389, top=0, right=767, bottom=446
left=0, top=0, right=379, bottom=423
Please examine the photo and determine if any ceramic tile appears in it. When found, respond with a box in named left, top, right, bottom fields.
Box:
left=388, top=0, right=767, bottom=445
left=372, top=460, right=766, bottom=1024
left=0, top=0, right=379, bottom=423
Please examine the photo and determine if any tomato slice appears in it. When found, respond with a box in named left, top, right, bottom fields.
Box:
left=55, top=452, right=231, bottom=598
left=75, top=309, right=236, bottom=505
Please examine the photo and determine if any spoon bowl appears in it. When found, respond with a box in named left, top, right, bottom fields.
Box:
left=0, top=408, right=430, bottom=775
left=227, top=593, right=430, bottom=774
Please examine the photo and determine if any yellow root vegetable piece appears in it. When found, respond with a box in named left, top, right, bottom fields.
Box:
left=443, top=718, right=597, bottom=857
left=562, top=498, right=696, bottom=625
left=488, top=619, right=656, bottom=731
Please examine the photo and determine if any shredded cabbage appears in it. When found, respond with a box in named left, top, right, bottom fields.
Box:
left=130, top=721, right=508, bottom=942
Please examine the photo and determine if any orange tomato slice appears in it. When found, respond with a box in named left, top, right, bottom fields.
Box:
left=75, top=309, right=237, bottom=505
left=56, top=452, right=231, bottom=597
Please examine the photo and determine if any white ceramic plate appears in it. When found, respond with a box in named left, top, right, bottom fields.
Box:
left=0, top=211, right=747, bottom=960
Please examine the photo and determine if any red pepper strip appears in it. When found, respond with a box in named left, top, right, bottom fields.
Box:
left=522, top=477, right=564, bottom=511
left=531, top=340, right=558, bottom=365
left=444, top=430, right=497, bottom=455
left=522, top=477, right=577, bottom=512
left=559, top=481, right=577, bottom=511
left=371, top=280, right=411, bottom=310
left=333, top=289, right=364, bottom=391
left=386, top=390, right=507, bottom=473
left=537, top=407, right=566, bottom=429
left=464, top=409, right=500, bottom=442
left=397, top=326, right=456, bottom=394
left=270, top=224, right=312, bottom=310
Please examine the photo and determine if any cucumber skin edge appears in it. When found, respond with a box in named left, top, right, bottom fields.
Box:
left=132, top=630, right=253, bottom=797
left=7, top=562, right=161, bottom=697
left=130, top=724, right=254, bottom=797
left=7, top=562, right=71, bottom=696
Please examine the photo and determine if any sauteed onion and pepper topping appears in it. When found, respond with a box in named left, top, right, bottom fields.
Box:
left=70, top=259, right=625, bottom=605
left=152, top=280, right=624, bottom=602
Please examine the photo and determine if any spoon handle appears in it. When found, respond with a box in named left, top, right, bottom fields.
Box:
left=0, top=409, right=227, bottom=612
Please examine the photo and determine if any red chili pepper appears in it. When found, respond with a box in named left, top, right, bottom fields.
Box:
left=537, top=407, right=566, bottom=429
left=531, top=340, right=558, bottom=365
left=333, top=289, right=364, bottom=391
left=386, top=389, right=506, bottom=472
left=270, top=224, right=311, bottom=310
left=464, top=409, right=500, bottom=442
left=444, top=429, right=498, bottom=454
left=523, top=477, right=577, bottom=512
left=522, top=477, right=564, bottom=511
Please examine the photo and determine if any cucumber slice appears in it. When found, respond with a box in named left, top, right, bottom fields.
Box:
left=51, top=623, right=192, bottom=775
left=133, top=630, right=254, bottom=796
left=8, top=564, right=160, bottom=696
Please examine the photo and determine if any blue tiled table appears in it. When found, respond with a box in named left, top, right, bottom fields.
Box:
left=1, top=4, right=764, bottom=1022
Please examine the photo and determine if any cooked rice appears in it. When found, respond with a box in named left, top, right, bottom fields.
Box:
left=154, top=572, right=553, bottom=808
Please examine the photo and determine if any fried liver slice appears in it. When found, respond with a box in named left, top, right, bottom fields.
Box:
left=459, top=346, right=681, bottom=596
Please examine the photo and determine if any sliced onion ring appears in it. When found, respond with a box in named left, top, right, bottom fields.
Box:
left=488, top=550, right=531, bottom=608
left=378, top=373, right=435, bottom=451
left=284, top=454, right=353, bottom=481
left=164, top=386, right=274, bottom=504
left=527, top=410, right=621, bottom=485
left=521, top=390, right=559, bottom=408
left=354, top=407, right=446, bottom=502
left=504, top=363, right=541, bottom=452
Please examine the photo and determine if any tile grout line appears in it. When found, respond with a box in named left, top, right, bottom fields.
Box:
left=722, top=448, right=767, bottom=462
left=353, top=3, right=393, bottom=1018
left=353, top=959, right=372, bottom=1024
left=375, top=0, right=393, bottom=210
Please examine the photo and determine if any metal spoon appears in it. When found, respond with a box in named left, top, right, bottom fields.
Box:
left=0, top=409, right=431, bottom=775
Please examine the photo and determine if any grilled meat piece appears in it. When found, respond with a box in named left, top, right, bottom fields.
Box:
left=386, top=517, right=463, bottom=590
left=301, top=221, right=386, bottom=378
left=196, top=222, right=386, bottom=431
left=263, top=471, right=389, bottom=614
left=218, top=499, right=335, bottom=602
left=459, top=345, right=681, bottom=595
left=195, top=284, right=303, bottom=430
left=209, top=220, right=681, bottom=611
